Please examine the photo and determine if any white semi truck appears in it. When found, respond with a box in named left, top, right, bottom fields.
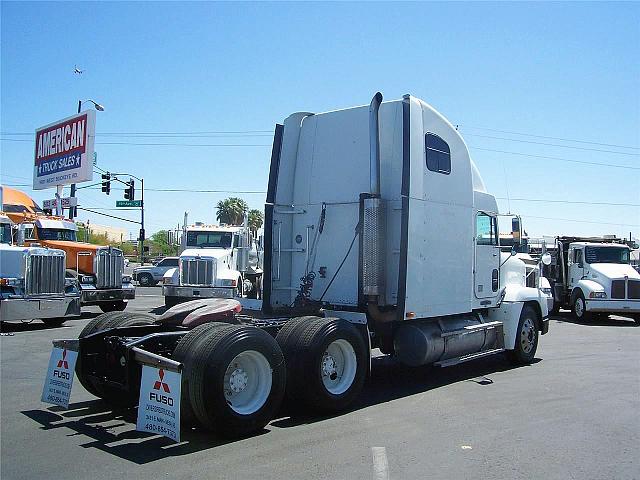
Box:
left=63, top=93, right=548, bottom=438
left=0, top=214, right=81, bottom=326
left=542, top=236, right=639, bottom=322
left=162, top=222, right=263, bottom=307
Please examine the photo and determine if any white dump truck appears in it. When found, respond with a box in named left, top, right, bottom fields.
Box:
left=162, top=222, right=263, bottom=307
left=0, top=213, right=81, bottom=326
left=59, top=93, right=548, bottom=439
left=542, top=236, right=639, bottom=322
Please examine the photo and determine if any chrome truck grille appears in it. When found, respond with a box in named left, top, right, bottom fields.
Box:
left=95, top=247, right=124, bottom=289
left=180, top=258, right=214, bottom=286
left=26, top=251, right=65, bottom=295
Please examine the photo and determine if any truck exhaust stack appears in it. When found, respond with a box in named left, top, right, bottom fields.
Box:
left=362, top=92, right=385, bottom=302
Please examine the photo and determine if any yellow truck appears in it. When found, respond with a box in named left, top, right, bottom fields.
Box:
left=1, top=186, right=135, bottom=312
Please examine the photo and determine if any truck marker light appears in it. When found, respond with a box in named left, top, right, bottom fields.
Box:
left=406, top=312, right=416, bottom=319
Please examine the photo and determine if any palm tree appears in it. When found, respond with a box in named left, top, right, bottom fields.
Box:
left=216, top=197, right=248, bottom=225
left=248, top=209, right=264, bottom=234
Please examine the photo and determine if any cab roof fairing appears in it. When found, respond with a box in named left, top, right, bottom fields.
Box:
left=34, top=218, right=78, bottom=231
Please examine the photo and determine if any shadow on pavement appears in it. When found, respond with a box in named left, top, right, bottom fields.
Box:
left=22, top=352, right=532, bottom=463
left=271, top=353, right=533, bottom=428
left=0, top=313, right=100, bottom=333
left=550, top=311, right=638, bottom=327
left=22, top=400, right=260, bottom=464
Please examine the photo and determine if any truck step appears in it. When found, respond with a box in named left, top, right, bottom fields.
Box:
left=434, top=348, right=505, bottom=367
left=440, top=321, right=503, bottom=338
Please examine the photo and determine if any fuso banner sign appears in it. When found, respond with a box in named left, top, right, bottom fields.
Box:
left=42, top=347, right=78, bottom=409
left=136, top=365, right=181, bottom=442
left=33, top=110, right=96, bottom=190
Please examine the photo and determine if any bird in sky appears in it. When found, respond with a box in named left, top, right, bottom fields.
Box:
left=74, top=66, right=83, bottom=75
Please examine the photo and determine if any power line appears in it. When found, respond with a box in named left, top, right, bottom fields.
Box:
left=464, top=133, right=640, bottom=156
left=496, top=197, right=640, bottom=207
left=469, top=146, right=640, bottom=170
left=460, top=125, right=640, bottom=150
left=0, top=138, right=271, bottom=147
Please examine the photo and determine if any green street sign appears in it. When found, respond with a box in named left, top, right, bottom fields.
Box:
left=116, top=200, right=142, bottom=207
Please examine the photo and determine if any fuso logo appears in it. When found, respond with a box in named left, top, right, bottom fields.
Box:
left=153, top=369, right=171, bottom=393
left=57, top=349, right=69, bottom=369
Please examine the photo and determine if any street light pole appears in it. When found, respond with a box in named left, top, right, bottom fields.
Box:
left=140, top=177, right=145, bottom=265
left=69, top=99, right=104, bottom=220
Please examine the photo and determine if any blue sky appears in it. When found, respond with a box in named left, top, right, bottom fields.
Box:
left=2, top=1, right=639, bottom=240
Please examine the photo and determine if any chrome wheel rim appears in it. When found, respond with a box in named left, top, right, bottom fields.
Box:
left=575, top=297, right=585, bottom=318
left=520, top=318, right=536, bottom=354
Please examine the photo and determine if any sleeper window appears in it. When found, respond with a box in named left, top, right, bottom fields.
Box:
left=425, top=133, right=451, bottom=175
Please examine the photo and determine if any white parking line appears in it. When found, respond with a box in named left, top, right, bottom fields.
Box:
left=371, top=446, right=389, bottom=480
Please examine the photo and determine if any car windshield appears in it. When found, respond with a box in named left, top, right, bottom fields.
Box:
left=186, top=231, right=233, bottom=248
left=38, top=228, right=77, bottom=241
left=0, top=224, right=11, bottom=244
left=585, top=246, right=630, bottom=264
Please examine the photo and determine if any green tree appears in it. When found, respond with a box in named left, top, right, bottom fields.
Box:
left=216, top=197, right=248, bottom=225
left=248, top=209, right=264, bottom=234
left=149, top=230, right=176, bottom=256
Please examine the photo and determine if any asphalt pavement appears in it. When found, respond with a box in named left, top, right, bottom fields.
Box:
left=1, top=287, right=638, bottom=480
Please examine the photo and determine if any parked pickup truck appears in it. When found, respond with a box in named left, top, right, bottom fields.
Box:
left=133, top=257, right=179, bottom=286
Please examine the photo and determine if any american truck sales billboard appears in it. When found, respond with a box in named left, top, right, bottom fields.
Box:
left=33, top=110, right=96, bottom=190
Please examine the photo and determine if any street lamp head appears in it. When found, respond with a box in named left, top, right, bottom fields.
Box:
left=80, top=99, right=105, bottom=112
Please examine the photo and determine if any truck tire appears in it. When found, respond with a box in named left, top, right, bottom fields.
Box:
left=277, top=317, right=367, bottom=413
left=506, top=305, right=539, bottom=365
left=76, top=312, right=131, bottom=397
left=165, top=296, right=180, bottom=308
left=572, top=291, right=592, bottom=322
left=99, top=301, right=127, bottom=313
left=137, top=273, right=155, bottom=287
left=188, top=325, right=286, bottom=438
left=172, top=323, right=230, bottom=425
left=76, top=313, right=155, bottom=403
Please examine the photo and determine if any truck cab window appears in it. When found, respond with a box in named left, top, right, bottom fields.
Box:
left=425, top=132, right=451, bottom=175
left=574, top=249, right=583, bottom=267
left=476, top=213, right=497, bottom=245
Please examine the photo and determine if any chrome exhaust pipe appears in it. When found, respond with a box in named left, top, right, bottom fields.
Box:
left=369, top=92, right=383, bottom=195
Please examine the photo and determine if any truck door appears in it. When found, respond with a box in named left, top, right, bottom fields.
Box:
left=474, top=212, right=499, bottom=298
left=568, top=247, right=584, bottom=288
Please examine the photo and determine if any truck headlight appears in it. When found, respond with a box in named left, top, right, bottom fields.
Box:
left=589, top=291, right=607, bottom=299
left=541, top=287, right=552, bottom=296
left=81, top=275, right=96, bottom=284
left=0, top=278, right=22, bottom=287
left=122, top=275, right=132, bottom=283
left=218, top=279, right=237, bottom=287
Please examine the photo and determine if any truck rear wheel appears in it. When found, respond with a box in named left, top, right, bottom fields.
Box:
left=572, top=292, right=592, bottom=322
left=187, top=325, right=286, bottom=438
left=42, top=318, right=66, bottom=327
left=506, top=305, right=539, bottom=365
left=277, top=317, right=367, bottom=413
left=172, top=323, right=229, bottom=425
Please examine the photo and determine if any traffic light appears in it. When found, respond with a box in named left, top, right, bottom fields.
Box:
left=101, top=173, right=111, bottom=195
left=124, top=179, right=135, bottom=200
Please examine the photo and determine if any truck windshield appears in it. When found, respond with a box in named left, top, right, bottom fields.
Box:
left=0, top=224, right=11, bottom=244
left=38, top=228, right=77, bottom=242
left=585, top=246, right=630, bottom=264
left=186, top=231, right=233, bottom=248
